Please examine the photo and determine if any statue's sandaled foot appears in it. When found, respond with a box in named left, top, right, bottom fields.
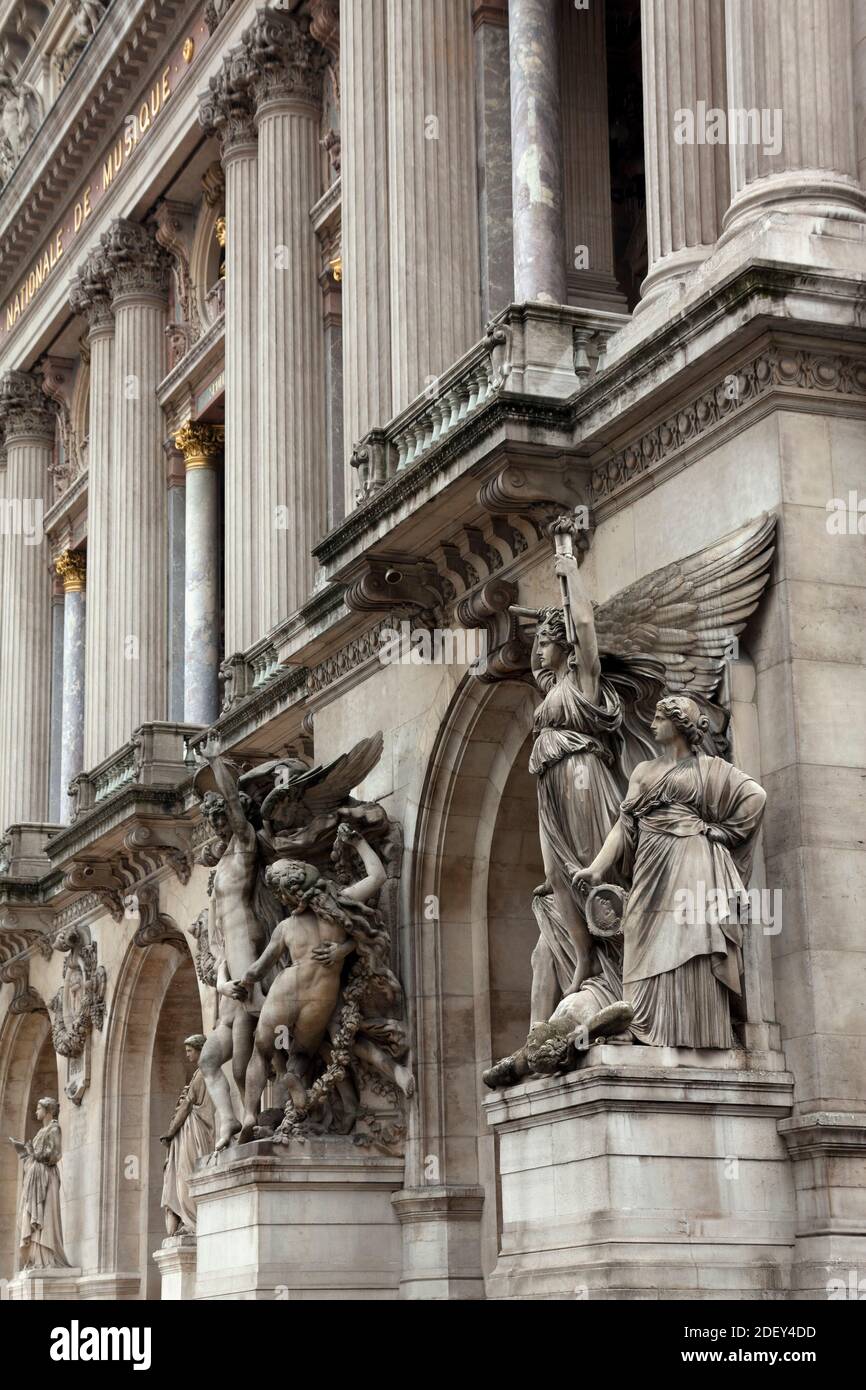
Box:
left=214, top=1116, right=242, bottom=1151
left=585, top=1001, right=634, bottom=1043
left=482, top=1053, right=523, bottom=1090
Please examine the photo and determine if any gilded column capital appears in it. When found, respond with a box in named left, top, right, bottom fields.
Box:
left=241, top=7, right=328, bottom=114
left=101, top=218, right=171, bottom=304
left=0, top=370, right=57, bottom=443
left=55, top=549, right=87, bottom=593
left=69, top=248, right=114, bottom=334
left=199, top=46, right=258, bottom=157
left=174, top=421, right=224, bottom=468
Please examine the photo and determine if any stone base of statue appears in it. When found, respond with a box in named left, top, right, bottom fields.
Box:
left=483, top=1044, right=796, bottom=1300
left=153, top=1233, right=197, bottom=1300
left=7, top=1265, right=81, bottom=1300
left=187, top=1138, right=404, bottom=1299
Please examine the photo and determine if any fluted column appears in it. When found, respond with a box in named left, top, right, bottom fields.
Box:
left=102, top=219, right=170, bottom=750
left=560, top=0, right=627, bottom=312
left=200, top=48, right=260, bottom=653
left=507, top=0, right=566, bottom=304
left=639, top=0, right=728, bottom=308
left=70, top=249, right=115, bottom=768
left=387, top=0, right=481, bottom=409
left=174, top=422, right=223, bottom=726
left=723, top=0, right=866, bottom=237
left=54, top=550, right=86, bottom=823
left=246, top=8, right=328, bottom=628
left=341, top=0, right=392, bottom=508
left=0, top=372, right=56, bottom=829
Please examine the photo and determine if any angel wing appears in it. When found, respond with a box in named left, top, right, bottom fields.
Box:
left=595, top=513, right=776, bottom=697
left=258, top=732, right=385, bottom=823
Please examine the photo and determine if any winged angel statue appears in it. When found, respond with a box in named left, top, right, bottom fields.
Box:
left=193, top=732, right=410, bottom=1150
left=484, top=511, right=775, bottom=1086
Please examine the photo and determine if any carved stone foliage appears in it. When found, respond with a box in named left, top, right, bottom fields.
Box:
left=101, top=218, right=171, bottom=302
left=241, top=6, right=328, bottom=110
left=69, top=247, right=114, bottom=333
left=0, top=369, right=57, bottom=442
left=199, top=44, right=258, bottom=155
left=48, top=923, right=106, bottom=1104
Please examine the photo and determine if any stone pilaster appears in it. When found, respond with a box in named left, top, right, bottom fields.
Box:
left=341, top=0, right=392, bottom=510
left=101, top=218, right=170, bottom=750
left=199, top=47, right=260, bottom=653
left=723, top=0, right=866, bottom=237
left=54, top=550, right=86, bottom=824
left=386, top=0, right=481, bottom=409
left=0, top=371, right=56, bottom=830
left=507, top=0, right=566, bottom=304
left=70, top=248, right=115, bottom=769
left=174, top=421, right=223, bottom=727
left=246, top=7, right=328, bottom=627
left=638, top=0, right=728, bottom=309
left=473, top=0, right=514, bottom=322
left=560, top=0, right=628, bottom=312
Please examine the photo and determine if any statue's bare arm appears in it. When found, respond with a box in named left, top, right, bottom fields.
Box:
left=240, top=927, right=287, bottom=986
left=555, top=553, right=600, bottom=703
left=338, top=827, right=386, bottom=903
left=200, top=735, right=256, bottom=847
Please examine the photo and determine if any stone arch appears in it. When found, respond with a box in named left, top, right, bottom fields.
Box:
left=0, top=1007, right=58, bottom=1281
left=91, top=928, right=202, bottom=1300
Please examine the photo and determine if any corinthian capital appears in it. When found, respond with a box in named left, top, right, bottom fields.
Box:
left=0, top=370, right=57, bottom=443
left=101, top=219, right=171, bottom=303
left=241, top=7, right=327, bottom=112
left=199, top=44, right=259, bottom=156
left=69, top=247, right=114, bottom=332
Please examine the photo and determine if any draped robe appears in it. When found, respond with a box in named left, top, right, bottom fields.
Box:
left=19, top=1120, right=69, bottom=1270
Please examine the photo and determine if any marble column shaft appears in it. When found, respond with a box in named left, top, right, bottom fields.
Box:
left=55, top=551, right=86, bottom=823
left=175, top=423, right=222, bottom=727
left=166, top=446, right=186, bottom=722
left=341, top=0, right=392, bottom=510
left=248, top=10, right=327, bottom=628
left=71, top=253, right=115, bottom=770
left=474, top=0, right=514, bottom=322
left=724, top=0, right=866, bottom=231
left=507, top=0, right=566, bottom=304
left=102, top=219, right=170, bottom=750
left=640, top=0, right=728, bottom=303
left=48, top=577, right=65, bottom=824
left=200, top=52, right=261, bottom=653
left=0, top=373, right=55, bottom=828
left=386, top=0, right=481, bottom=409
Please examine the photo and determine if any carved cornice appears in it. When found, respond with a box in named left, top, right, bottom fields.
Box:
left=55, top=549, right=87, bottom=593
left=589, top=346, right=866, bottom=504
left=101, top=218, right=171, bottom=303
left=0, top=369, right=57, bottom=442
left=242, top=7, right=327, bottom=113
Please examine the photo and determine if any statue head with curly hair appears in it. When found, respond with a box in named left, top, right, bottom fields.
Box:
left=652, top=694, right=710, bottom=751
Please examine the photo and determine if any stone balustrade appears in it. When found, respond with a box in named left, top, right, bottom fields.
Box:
left=67, top=722, right=200, bottom=823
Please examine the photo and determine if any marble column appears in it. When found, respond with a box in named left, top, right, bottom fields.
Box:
left=473, top=0, right=514, bottom=322
left=101, top=219, right=170, bottom=750
left=638, top=0, right=728, bottom=308
left=174, top=422, right=223, bottom=727
left=723, top=0, right=866, bottom=237
left=387, top=0, right=481, bottom=409
left=0, top=372, right=56, bottom=830
left=70, top=249, right=115, bottom=770
left=165, top=442, right=186, bottom=723
left=320, top=261, right=344, bottom=531
left=246, top=8, right=327, bottom=628
left=199, top=48, right=260, bottom=653
left=48, top=574, right=65, bottom=824
left=507, top=0, right=566, bottom=304
left=341, top=0, right=392, bottom=506
left=560, top=0, right=627, bottom=312
left=856, top=0, right=866, bottom=190
left=54, top=550, right=86, bottom=824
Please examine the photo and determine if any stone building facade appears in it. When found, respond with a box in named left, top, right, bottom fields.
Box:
left=0, top=0, right=864, bottom=1301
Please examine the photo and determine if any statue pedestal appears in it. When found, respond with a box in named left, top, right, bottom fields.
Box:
left=153, top=1233, right=197, bottom=1300
left=188, top=1138, right=404, bottom=1299
left=7, top=1266, right=81, bottom=1300
left=483, top=1045, right=796, bottom=1300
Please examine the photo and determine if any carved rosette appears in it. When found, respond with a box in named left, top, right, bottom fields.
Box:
left=198, top=45, right=258, bottom=157
left=0, top=369, right=57, bottom=443
left=69, top=248, right=115, bottom=333
left=101, top=218, right=171, bottom=304
left=241, top=7, right=328, bottom=113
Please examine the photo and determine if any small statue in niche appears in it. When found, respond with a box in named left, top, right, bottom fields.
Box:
left=159, top=1035, right=214, bottom=1237
left=9, top=1098, right=71, bottom=1271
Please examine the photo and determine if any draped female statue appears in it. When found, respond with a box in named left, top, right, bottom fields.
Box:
left=10, top=1098, right=70, bottom=1270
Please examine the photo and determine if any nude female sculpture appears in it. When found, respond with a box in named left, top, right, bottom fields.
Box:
left=10, top=1097, right=70, bottom=1270
left=573, top=695, right=766, bottom=1048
